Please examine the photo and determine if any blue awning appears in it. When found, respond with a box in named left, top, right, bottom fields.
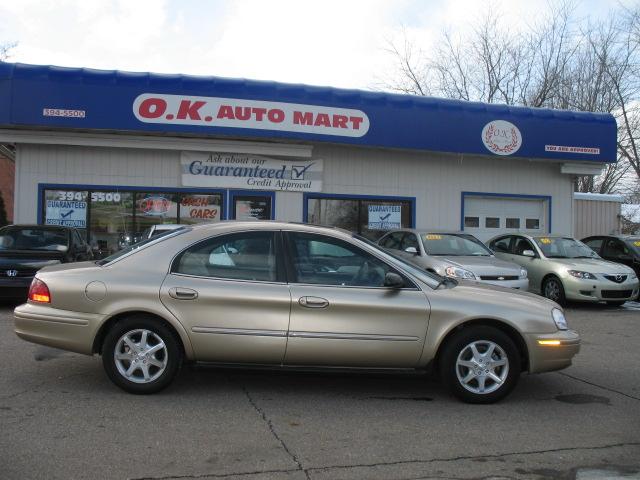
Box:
left=0, top=62, right=616, bottom=163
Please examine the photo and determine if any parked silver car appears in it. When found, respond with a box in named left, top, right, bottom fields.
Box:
left=488, top=234, right=639, bottom=305
left=14, top=222, right=579, bottom=403
left=378, top=230, right=529, bottom=289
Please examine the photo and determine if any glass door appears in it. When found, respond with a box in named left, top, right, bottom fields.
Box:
left=230, top=192, right=273, bottom=220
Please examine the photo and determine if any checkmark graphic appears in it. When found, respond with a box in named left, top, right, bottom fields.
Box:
left=291, top=163, right=314, bottom=180
left=61, top=210, right=74, bottom=219
left=379, top=213, right=391, bottom=221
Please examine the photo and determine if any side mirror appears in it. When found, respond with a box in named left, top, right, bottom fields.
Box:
left=404, top=247, right=418, bottom=255
left=523, top=249, right=536, bottom=258
left=384, top=272, right=405, bottom=288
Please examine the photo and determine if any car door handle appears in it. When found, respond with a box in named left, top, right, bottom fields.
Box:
left=168, top=287, right=198, bottom=300
left=298, top=296, right=329, bottom=308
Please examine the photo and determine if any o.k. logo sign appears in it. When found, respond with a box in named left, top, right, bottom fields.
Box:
left=481, top=120, right=522, bottom=156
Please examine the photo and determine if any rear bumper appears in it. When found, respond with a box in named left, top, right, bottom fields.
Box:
left=525, top=330, right=581, bottom=373
left=13, top=302, right=104, bottom=355
left=0, top=277, right=32, bottom=298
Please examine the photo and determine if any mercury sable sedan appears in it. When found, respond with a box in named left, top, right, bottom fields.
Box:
left=14, top=222, right=579, bottom=403
left=489, top=234, right=639, bottom=305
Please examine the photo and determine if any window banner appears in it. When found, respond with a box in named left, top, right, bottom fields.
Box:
left=45, top=200, right=87, bottom=227
left=368, top=205, right=402, bottom=230
left=181, top=152, right=322, bottom=192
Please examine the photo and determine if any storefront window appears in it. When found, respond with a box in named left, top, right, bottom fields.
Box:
left=179, top=194, right=222, bottom=224
left=42, top=187, right=225, bottom=259
left=134, top=192, right=179, bottom=236
left=90, top=191, right=134, bottom=256
left=43, top=189, right=89, bottom=238
left=307, top=196, right=413, bottom=240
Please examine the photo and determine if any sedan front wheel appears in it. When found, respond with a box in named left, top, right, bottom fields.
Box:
left=102, top=315, right=182, bottom=394
left=440, top=326, right=521, bottom=403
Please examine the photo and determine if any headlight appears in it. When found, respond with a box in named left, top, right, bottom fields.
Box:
left=519, top=268, right=528, bottom=279
left=552, top=308, right=568, bottom=330
left=630, top=271, right=637, bottom=280
left=567, top=270, right=597, bottom=280
left=444, top=265, right=477, bottom=279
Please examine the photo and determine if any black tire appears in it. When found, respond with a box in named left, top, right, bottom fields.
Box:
left=542, top=276, right=566, bottom=306
left=439, top=326, right=521, bottom=404
left=606, top=300, right=626, bottom=307
left=102, top=315, right=182, bottom=394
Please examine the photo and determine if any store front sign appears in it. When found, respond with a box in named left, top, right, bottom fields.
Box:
left=134, top=94, right=369, bottom=137
left=367, top=205, right=402, bottom=230
left=181, top=152, right=323, bottom=192
left=45, top=200, right=87, bottom=228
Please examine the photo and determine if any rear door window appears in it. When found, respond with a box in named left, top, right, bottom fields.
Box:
left=173, top=231, right=278, bottom=282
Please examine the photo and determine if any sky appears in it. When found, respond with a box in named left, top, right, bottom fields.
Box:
left=0, top=0, right=627, bottom=91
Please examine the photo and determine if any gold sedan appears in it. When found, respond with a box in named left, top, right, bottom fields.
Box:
left=14, top=222, right=579, bottom=403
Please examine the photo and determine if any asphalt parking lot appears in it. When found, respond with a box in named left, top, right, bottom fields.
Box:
left=1, top=302, right=639, bottom=480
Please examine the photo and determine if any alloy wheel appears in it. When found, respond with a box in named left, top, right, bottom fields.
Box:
left=455, top=340, right=509, bottom=394
left=114, top=329, right=168, bottom=384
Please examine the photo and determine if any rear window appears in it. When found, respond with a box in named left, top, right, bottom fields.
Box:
left=0, top=226, right=69, bottom=251
left=97, top=227, right=189, bottom=266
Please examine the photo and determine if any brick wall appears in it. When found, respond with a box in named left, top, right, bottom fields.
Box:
left=0, top=154, right=15, bottom=223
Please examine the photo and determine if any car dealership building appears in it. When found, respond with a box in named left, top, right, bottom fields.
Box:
left=0, top=62, right=617, bottom=256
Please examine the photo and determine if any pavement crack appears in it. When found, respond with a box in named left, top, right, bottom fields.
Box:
left=305, top=441, right=640, bottom=473
left=241, top=385, right=310, bottom=480
left=558, top=372, right=640, bottom=401
left=128, top=466, right=301, bottom=480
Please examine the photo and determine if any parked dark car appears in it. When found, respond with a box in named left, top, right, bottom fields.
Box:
left=0, top=225, right=92, bottom=300
left=582, top=235, right=640, bottom=299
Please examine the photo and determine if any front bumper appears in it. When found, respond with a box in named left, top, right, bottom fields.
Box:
left=563, top=276, right=639, bottom=302
left=478, top=277, right=529, bottom=290
left=525, top=329, right=581, bottom=373
left=13, top=302, right=104, bottom=355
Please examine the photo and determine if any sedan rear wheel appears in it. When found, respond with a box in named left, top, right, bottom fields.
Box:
left=440, top=326, right=521, bottom=403
left=102, top=315, right=182, bottom=394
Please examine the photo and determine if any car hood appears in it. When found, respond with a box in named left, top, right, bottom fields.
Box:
left=545, top=257, right=635, bottom=274
left=452, top=279, right=558, bottom=309
left=434, top=255, right=522, bottom=276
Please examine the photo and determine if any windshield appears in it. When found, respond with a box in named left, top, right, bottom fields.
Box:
left=97, top=227, right=189, bottom=266
left=0, top=226, right=69, bottom=252
left=533, top=237, right=599, bottom=259
left=421, top=233, right=492, bottom=256
left=354, top=234, right=443, bottom=288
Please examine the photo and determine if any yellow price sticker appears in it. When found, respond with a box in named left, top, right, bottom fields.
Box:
left=425, top=234, right=442, bottom=240
left=539, top=238, right=552, bottom=244
left=634, top=241, right=640, bottom=247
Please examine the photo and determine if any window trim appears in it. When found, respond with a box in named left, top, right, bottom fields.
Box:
left=169, top=229, right=285, bottom=284
left=282, top=230, right=419, bottom=290
left=302, top=192, right=416, bottom=233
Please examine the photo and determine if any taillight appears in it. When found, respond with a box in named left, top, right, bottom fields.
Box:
left=28, top=278, right=51, bottom=303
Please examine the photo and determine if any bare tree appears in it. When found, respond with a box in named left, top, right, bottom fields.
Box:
left=382, top=1, right=639, bottom=195
left=0, top=41, right=16, bottom=61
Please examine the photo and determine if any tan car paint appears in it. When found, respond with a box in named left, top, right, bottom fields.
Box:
left=14, top=222, right=579, bottom=376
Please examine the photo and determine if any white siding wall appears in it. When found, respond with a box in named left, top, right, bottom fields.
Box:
left=573, top=199, right=621, bottom=239
left=15, top=142, right=574, bottom=235
left=314, top=145, right=574, bottom=235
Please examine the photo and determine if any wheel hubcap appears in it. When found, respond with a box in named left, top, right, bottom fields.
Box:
left=456, top=340, right=509, bottom=394
left=114, top=329, right=168, bottom=384
left=545, top=280, right=560, bottom=301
